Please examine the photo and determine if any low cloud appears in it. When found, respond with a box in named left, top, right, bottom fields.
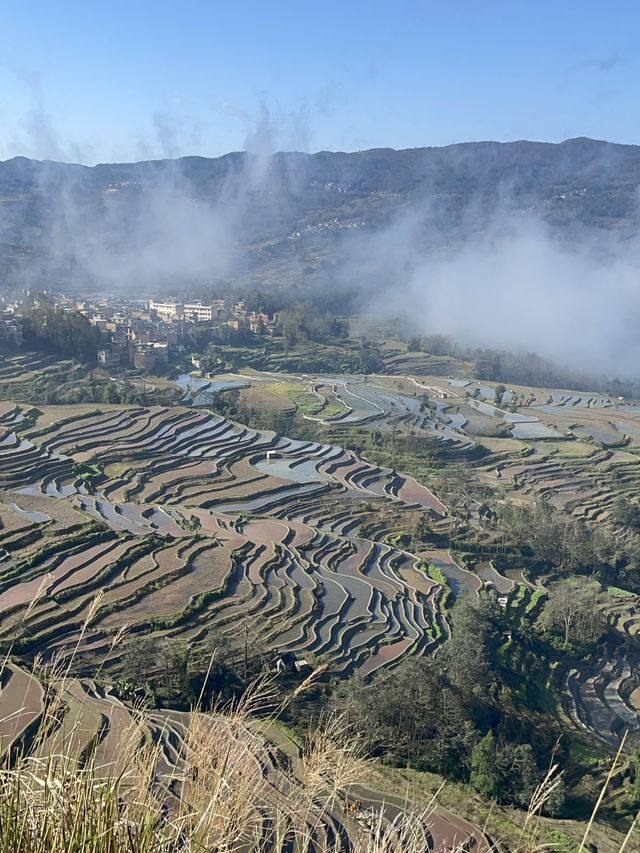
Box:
left=365, top=212, right=640, bottom=377
left=7, top=123, right=640, bottom=380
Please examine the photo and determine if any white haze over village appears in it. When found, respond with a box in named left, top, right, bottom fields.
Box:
left=4, top=95, right=640, bottom=380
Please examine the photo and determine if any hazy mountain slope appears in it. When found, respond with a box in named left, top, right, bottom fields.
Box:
left=1, top=137, right=639, bottom=293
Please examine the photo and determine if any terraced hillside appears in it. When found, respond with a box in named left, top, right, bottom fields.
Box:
left=197, top=368, right=640, bottom=522
left=199, top=370, right=640, bottom=752
left=0, top=401, right=450, bottom=680
left=560, top=592, right=640, bottom=748
left=4, top=367, right=640, bottom=850
left=0, top=665, right=488, bottom=852
left=182, top=370, right=474, bottom=449
left=4, top=365, right=640, bottom=762
left=0, top=394, right=499, bottom=848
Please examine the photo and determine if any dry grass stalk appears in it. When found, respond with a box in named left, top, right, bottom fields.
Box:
left=619, top=806, right=640, bottom=853
left=5, top=629, right=638, bottom=851
left=578, top=729, right=627, bottom=853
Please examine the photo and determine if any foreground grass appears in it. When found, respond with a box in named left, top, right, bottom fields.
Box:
left=3, top=683, right=639, bottom=852
left=1, top=675, right=363, bottom=853
left=366, top=760, right=638, bottom=853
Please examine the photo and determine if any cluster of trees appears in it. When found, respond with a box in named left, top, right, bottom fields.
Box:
left=469, top=346, right=640, bottom=399
left=494, top=502, right=608, bottom=569
left=470, top=347, right=599, bottom=390
left=610, top=495, right=640, bottom=534
left=355, top=339, right=384, bottom=374
left=191, top=340, right=384, bottom=384
left=539, top=577, right=605, bottom=646
left=406, top=334, right=456, bottom=357
left=240, top=288, right=281, bottom=316
left=187, top=323, right=255, bottom=352
left=344, top=583, right=628, bottom=813
left=21, top=294, right=102, bottom=363
left=490, top=501, right=640, bottom=590
left=276, top=340, right=382, bottom=375
left=120, top=630, right=256, bottom=708
left=18, top=371, right=142, bottom=406
left=344, top=597, right=562, bottom=810
left=405, top=330, right=640, bottom=398
left=100, top=379, right=139, bottom=405
left=404, top=335, right=577, bottom=389
left=198, top=387, right=243, bottom=421
left=279, top=301, right=349, bottom=347
left=345, top=657, right=478, bottom=779
left=205, top=387, right=295, bottom=434
left=469, top=731, right=560, bottom=809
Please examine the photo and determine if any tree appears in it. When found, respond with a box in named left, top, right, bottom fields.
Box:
left=122, top=636, right=158, bottom=684
left=160, top=639, right=193, bottom=696
left=494, top=384, right=507, bottom=407
left=358, top=342, right=382, bottom=374
left=539, top=577, right=604, bottom=645
left=627, top=751, right=640, bottom=808
left=410, top=516, right=430, bottom=545
left=576, top=773, right=600, bottom=805
left=343, top=657, right=477, bottom=776
left=496, top=501, right=614, bottom=575
left=422, top=334, right=455, bottom=356
left=543, top=778, right=566, bottom=816
left=495, top=742, right=540, bottom=808
left=20, top=293, right=102, bottom=363
left=611, top=496, right=640, bottom=533
left=102, top=381, right=119, bottom=404
left=470, top=732, right=500, bottom=798
left=278, top=301, right=348, bottom=347
left=442, top=597, right=494, bottom=698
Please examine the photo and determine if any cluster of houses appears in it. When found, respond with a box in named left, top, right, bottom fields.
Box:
left=81, top=296, right=280, bottom=370
left=0, top=290, right=281, bottom=371
left=147, top=298, right=280, bottom=336
left=0, top=294, right=23, bottom=346
left=0, top=308, right=22, bottom=346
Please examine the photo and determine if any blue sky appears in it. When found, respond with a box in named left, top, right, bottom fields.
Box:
left=1, top=0, right=638, bottom=163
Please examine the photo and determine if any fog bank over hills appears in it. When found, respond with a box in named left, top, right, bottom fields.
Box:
left=2, top=136, right=640, bottom=375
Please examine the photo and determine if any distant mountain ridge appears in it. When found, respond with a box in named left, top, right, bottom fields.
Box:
left=1, top=137, right=639, bottom=293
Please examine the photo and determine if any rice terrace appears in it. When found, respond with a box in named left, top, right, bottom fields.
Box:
left=7, top=0, right=640, bottom=843
left=2, top=332, right=640, bottom=849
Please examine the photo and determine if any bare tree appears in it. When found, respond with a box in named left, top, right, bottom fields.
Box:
left=539, top=577, right=603, bottom=645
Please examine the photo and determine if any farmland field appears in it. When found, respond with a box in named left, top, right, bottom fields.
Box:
left=0, top=392, right=451, bottom=681
left=3, top=362, right=640, bottom=782
left=3, top=366, right=640, bottom=675
left=2, top=352, right=640, bottom=850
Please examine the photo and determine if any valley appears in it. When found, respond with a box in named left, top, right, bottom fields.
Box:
left=2, top=342, right=640, bottom=849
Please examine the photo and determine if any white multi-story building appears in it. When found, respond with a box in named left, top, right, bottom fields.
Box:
left=184, top=302, right=215, bottom=322
left=149, top=299, right=183, bottom=318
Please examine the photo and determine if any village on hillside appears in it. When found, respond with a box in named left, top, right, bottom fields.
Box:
left=0, top=290, right=281, bottom=372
